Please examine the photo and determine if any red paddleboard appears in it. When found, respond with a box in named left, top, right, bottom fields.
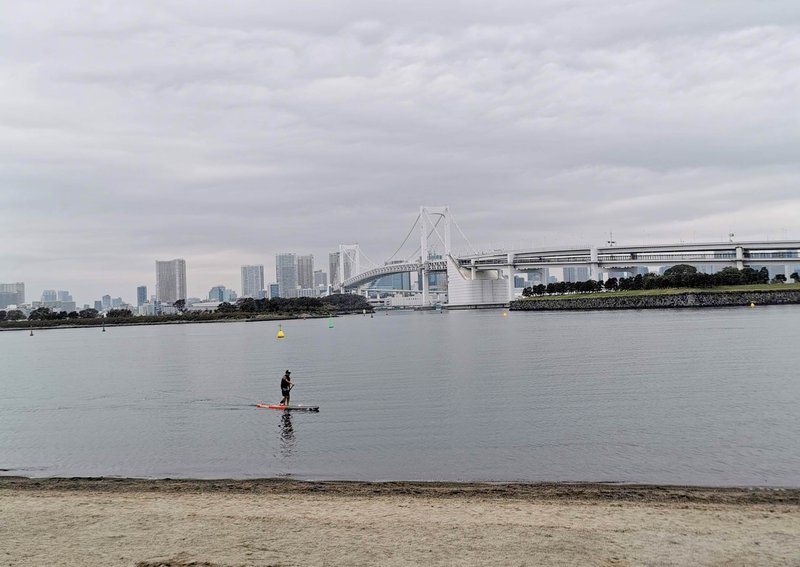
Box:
left=256, top=404, right=319, bottom=412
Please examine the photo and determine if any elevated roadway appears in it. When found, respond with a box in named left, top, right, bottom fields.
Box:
left=340, top=241, right=800, bottom=307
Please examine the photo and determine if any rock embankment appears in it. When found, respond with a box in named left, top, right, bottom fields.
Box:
left=510, top=290, right=800, bottom=311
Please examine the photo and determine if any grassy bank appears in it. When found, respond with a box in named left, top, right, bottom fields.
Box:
left=520, top=283, right=800, bottom=301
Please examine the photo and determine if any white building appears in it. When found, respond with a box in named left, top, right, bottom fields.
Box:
left=276, top=253, right=298, bottom=298
left=156, top=259, right=187, bottom=304
left=186, top=301, right=222, bottom=312
left=241, top=265, right=265, bottom=298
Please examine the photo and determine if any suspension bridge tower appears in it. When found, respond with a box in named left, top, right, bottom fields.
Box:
left=418, top=206, right=451, bottom=306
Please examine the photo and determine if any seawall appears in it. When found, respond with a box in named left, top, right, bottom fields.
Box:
left=510, top=290, right=800, bottom=311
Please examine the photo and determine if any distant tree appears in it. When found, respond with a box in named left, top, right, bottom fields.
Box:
left=773, top=274, right=787, bottom=284
left=28, top=307, right=53, bottom=320
left=791, top=272, right=800, bottom=283
left=237, top=297, right=257, bottom=313
left=67, top=311, right=79, bottom=319
left=715, top=267, right=743, bottom=286
left=107, top=309, right=132, bottom=318
left=173, top=299, right=186, bottom=313
left=758, top=267, right=770, bottom=284
left=0, top=310, right=5, bottom=321
left=217, top=301, right=237, bottom=313
left=6, top=309, right=25, bottom=321
left=604, top=277, right=618, bottom=291
left=79, top=308, right=99, bottom=319
left=522, top=286, right=533, bottom=297
left=663, top=264, right=698, bottom=277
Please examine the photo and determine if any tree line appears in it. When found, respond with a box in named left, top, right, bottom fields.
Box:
left=215, top=293, right=372, bottom=314
left=522, top=265, right=798, bottom=297
left=0, top=294, right=372, bottom=323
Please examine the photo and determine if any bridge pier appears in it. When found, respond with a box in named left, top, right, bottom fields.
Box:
left=507, top=254, right=515, bottom=303
left=590, top=247, right=601, bottom=281
left=421, top=267, right=429, bottom=307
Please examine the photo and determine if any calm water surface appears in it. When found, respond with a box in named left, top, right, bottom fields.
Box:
left=1, top=308, right=799, bottom=485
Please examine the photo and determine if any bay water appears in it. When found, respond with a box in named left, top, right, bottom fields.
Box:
left=1, top=307, right=798, bottom=485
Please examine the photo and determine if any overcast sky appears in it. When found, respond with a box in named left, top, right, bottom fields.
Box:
left=2, top=1, right=799, bottom=304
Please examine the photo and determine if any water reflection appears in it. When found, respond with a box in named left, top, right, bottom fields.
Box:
left=279, top=412, right=295, bottom=457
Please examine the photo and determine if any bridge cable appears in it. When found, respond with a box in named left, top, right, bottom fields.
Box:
left=407, top=215, right=444, bottom=261
left=357, top=249, right=380, bottom=270
left=450, top=213, right=478, bottom=255
left=386, top=213, right=421, bottom=262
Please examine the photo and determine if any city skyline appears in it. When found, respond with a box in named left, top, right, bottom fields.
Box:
left=3, top=2, right=800, bottom=302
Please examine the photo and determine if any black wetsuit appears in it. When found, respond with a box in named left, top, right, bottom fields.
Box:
left=280, top=375, right=291, bottom=398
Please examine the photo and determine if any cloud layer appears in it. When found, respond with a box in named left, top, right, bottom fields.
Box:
left=2, top=1, right=799, bottom=303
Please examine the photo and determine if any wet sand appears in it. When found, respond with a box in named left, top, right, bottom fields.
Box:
left=2, top=478, right=798, bottom=566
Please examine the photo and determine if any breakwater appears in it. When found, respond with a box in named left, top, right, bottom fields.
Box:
left=510, top=290, right=800, bottom=311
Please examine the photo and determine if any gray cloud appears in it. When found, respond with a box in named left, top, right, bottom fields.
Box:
left=2, top=0, right=799, bottom=303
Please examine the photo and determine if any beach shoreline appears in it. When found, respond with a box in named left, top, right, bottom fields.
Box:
left=3, top=476, right=800, bottom=503
left=3, top=477, right=798, bottom=566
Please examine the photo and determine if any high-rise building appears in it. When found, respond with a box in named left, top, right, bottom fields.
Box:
left=526, top=269, right=549, bottom=285
left=208, top=285, right=226, bottom=302
left=111, top=297, right=123, bottom=309
left=313, top=270, right=328, bottom=288
left=329, top=252, right=340, bottom=288
left=268, top=283, right=280, bottom=299
left=240, top=265, right=265, bottom=299
left=137, top=286, right=147, bottom=306
left=40, top=289, right=75, bottom=313
left=563, top=267, right=591, bottom=282
left=102, top=295, right=111, bottom=310
left=0, top=282, right=25, bottom=309
left=155, top=259, right=187, bottom=304
left=298, top=255, right=314, bottom=291
left=94, top=300, right=103, bottom=311
left=276, top=253, right=298, bottom=298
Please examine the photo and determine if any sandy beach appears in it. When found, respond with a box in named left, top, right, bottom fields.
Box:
left=1, top=478, right=798, bottom=566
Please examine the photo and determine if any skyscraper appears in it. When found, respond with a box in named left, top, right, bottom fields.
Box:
left=137, top=285, right=147, bottom=306
left=268, top=283, right=280, bottom=299
left=102, top=295, right=111, bottom=310
left=208, top=285, right=226, bottom=302
left=156, top=259, right=187, bottom=304
left=329, top=252, right=340, bottom=288
left=240, top=265, right=265, bottom=299
left=0, top=282, right=24, bottom=309
left=563, top=267, right=590, bottom=282
left=297, top=255, right=314, bottom=291
left=276, top=253, right=298, bottom=298
left=57, top=290, right=72, bottom=302
left=41, top=290, right=58, bottom=302
left=313, top=270, right=328, bottom=288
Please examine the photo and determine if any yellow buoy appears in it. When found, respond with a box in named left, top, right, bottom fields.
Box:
left=502, top=311, right=508, bottom=317
left=277, top=324, right=285, bottom=339
left=750, top=302, right=756, bottom=308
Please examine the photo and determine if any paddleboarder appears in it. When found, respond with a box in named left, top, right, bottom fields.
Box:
left=279, top=370, right=293, bottom=406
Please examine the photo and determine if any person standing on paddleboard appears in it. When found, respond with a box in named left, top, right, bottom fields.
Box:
left=280, top=370, right=293, bottom=406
